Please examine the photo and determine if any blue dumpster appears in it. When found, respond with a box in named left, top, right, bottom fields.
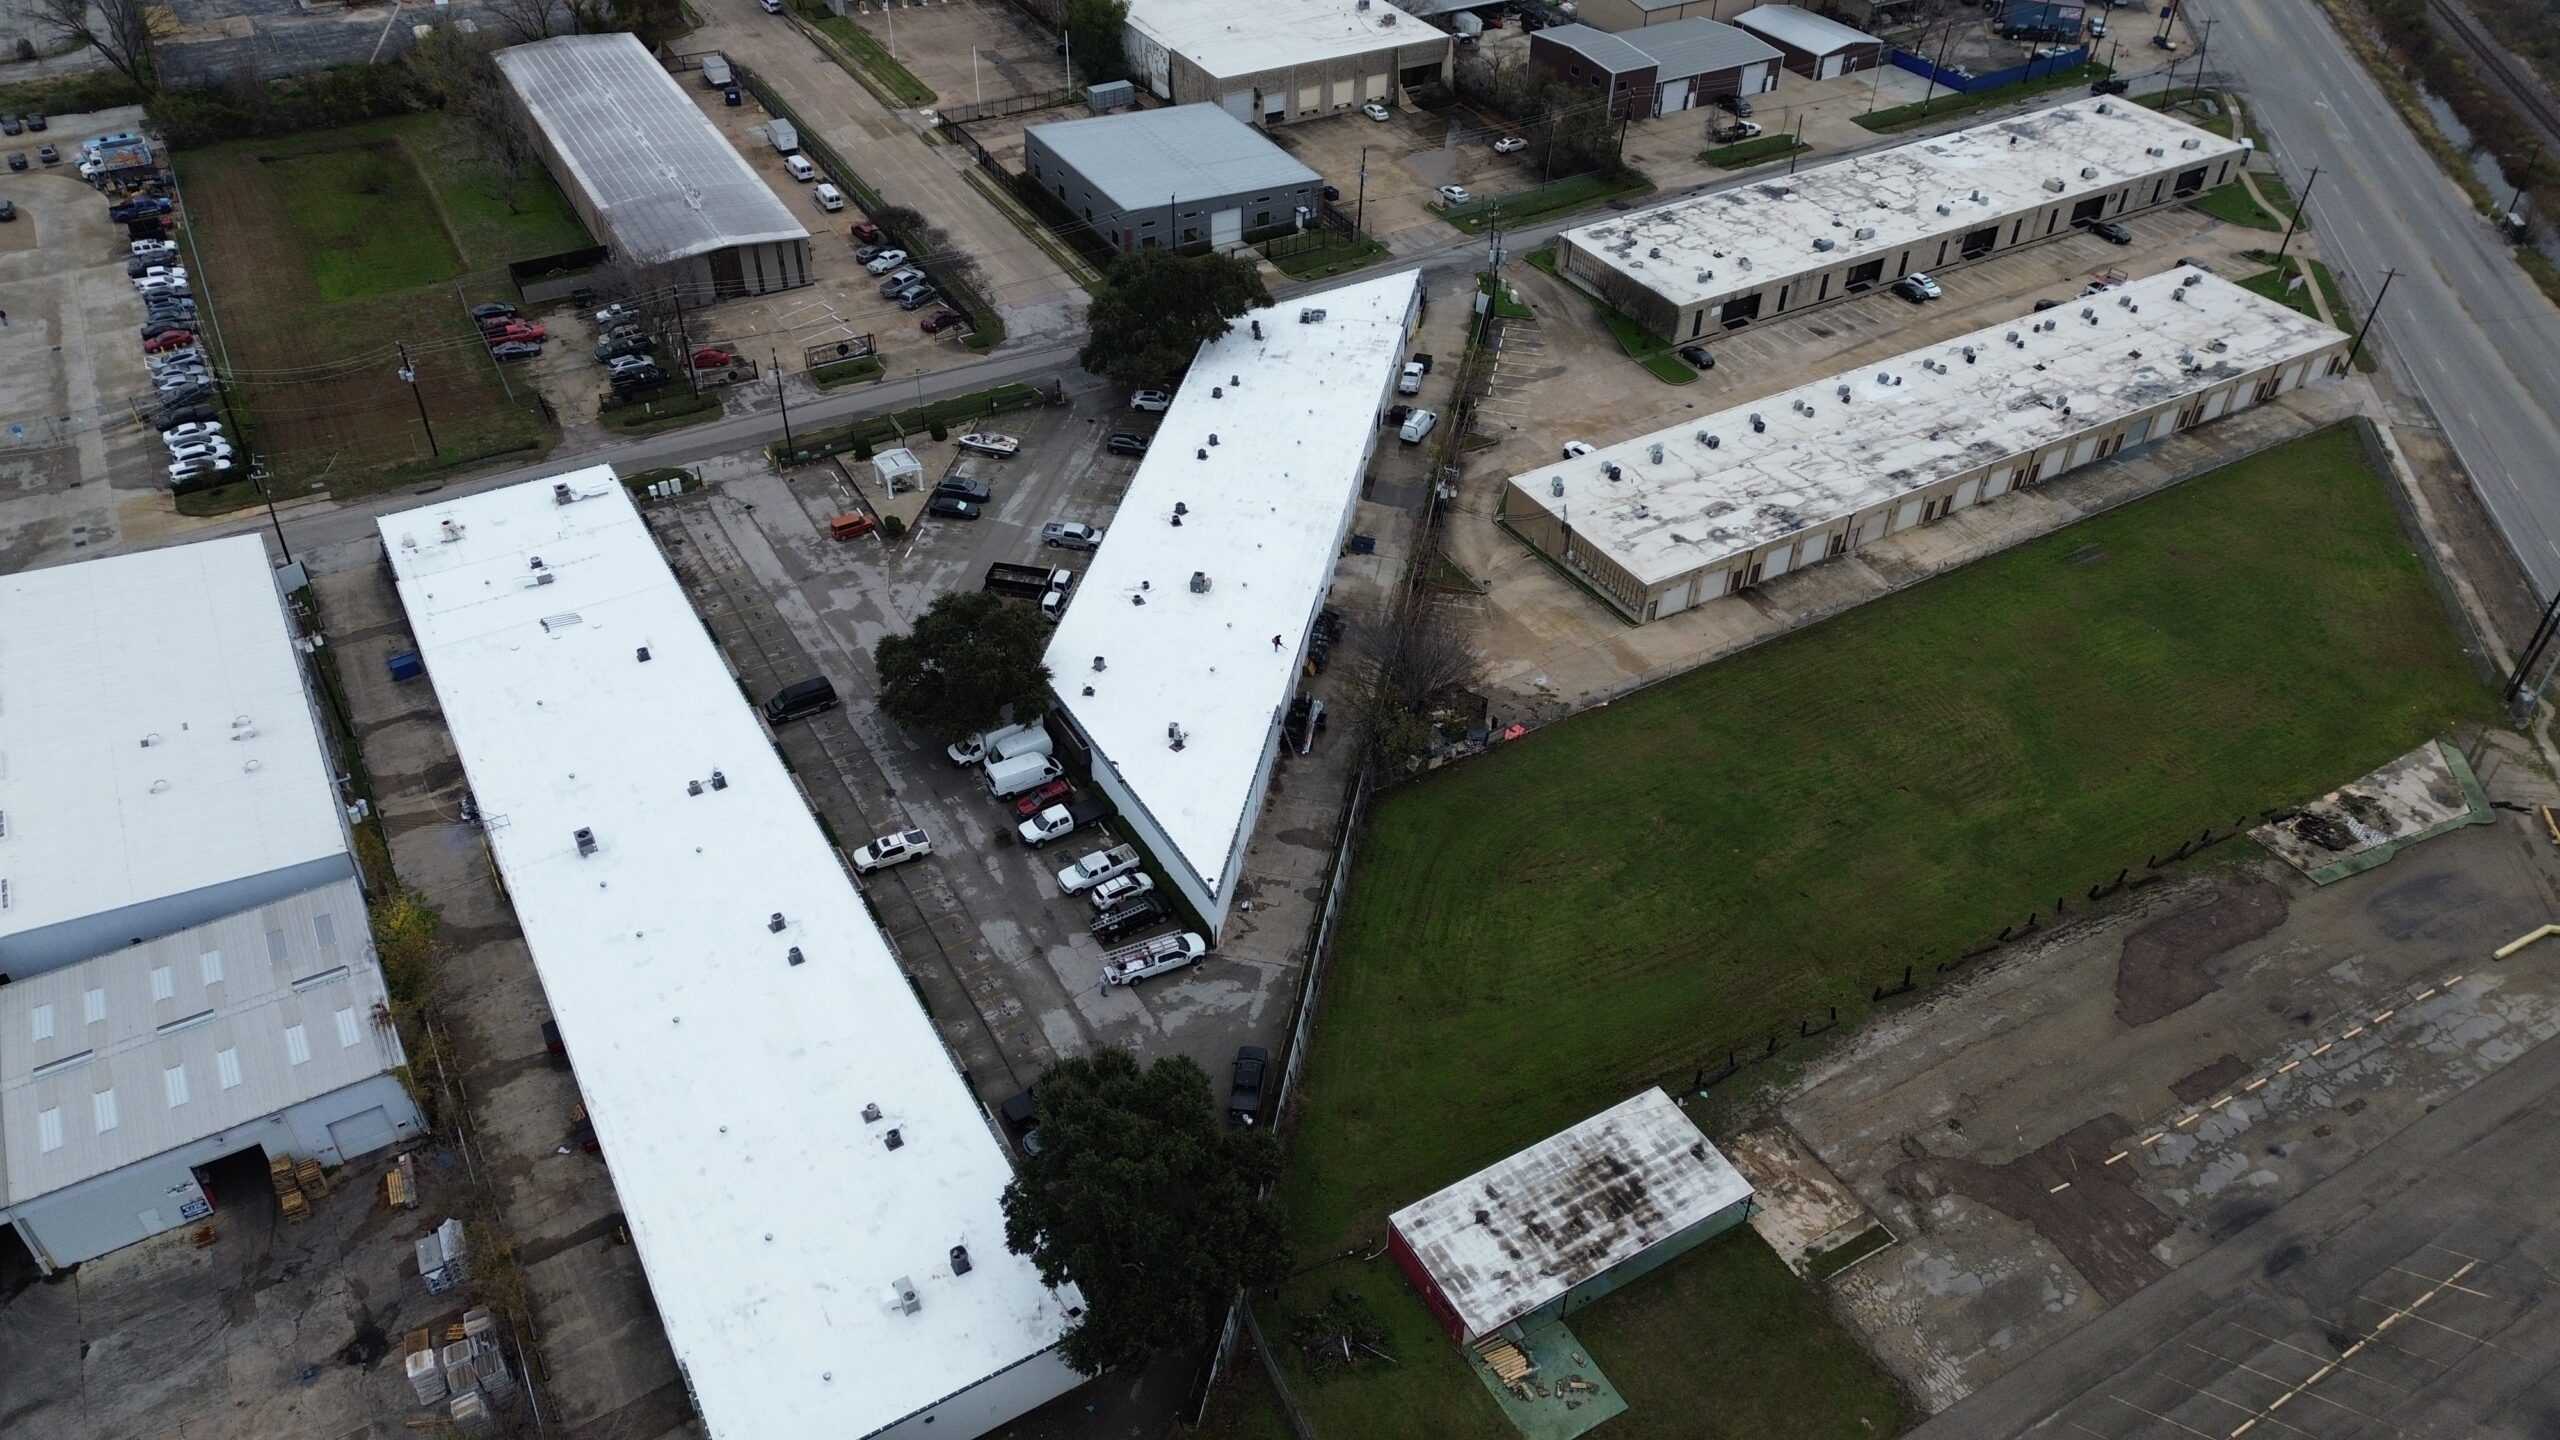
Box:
left=387, top=650, right=425, bottom=682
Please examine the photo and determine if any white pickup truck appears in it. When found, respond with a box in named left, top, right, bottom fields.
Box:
left=1056, top=844, right=1139, bottom=894
left=1101, top=931, right=1207, bottom=987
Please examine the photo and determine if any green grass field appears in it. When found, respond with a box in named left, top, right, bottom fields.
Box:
left=1262, top=423, right=2490, bottom=1438
left=1857, top=62, right=2111, bottom=132
left=269, top=143, right=467, bottom=300
left=1701, top=134, right=1810, bottom=169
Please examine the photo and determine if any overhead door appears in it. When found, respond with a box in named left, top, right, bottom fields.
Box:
left=1210, top=208, right=1243, bottom=247
left=1656, top=578, right=1693, bottom=617
left=328, top=1107, right=398, bottom=1162
left=1658, top=77, right=1691, bottom=113
left=1365, top=73, right=1390, bottom=99
left=1297, top=84, right=1322, bottom=115
left=2069, top=436, right=2101, bottom=469
left=1221, top=90, right=1254, bottom=121
left=1819, top=52, right=1845, bottom=80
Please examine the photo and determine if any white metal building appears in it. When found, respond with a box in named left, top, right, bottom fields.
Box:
left=379, top=473, right=1083, bottom=1440
left=1024, top=103, right=1324, bottom=252
left=1043, top=270, right=1422, bottom=940
left=496, top=34, right=813, bottom=300
left=1555, top=100, right=2248, bottom=343
left=1730, top=5, right=1886, bottom=79
left=0, top=537, right=417, bottom=1271
left=1122, top=0, right=1455, bottom=124
left=1504, top=269, right=2350, bottom=622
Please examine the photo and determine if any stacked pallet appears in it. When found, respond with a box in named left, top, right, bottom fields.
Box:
left=1475, top=1335, right=1536, bottom=1387
left=269, top=1155, right=309, bottom=1222
left=403, top=1327, right=446, bottom=1405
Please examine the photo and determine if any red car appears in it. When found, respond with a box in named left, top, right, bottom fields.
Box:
left=487, top=321, right=547, bottom=343
left=850, top=220, right=881, bottom=243
left=143, top=330, right=195, bottom=353
left=1011, top=779, right=1072, bottom=818
left=691, top=347, right=735, bottom=369
left=919, top=309, right=966, bottom=336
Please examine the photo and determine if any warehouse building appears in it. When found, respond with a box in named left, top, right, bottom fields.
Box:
left=1555, top=99, right=2246, bottom=343
left=0, top=538, right=419, bottom=1271
left=1527, top=18, right=1782, bottom=119
left=1573, top=0, right=1728, bottom=31
left=1390, top=1089, right=1754, bottom=1346
left=381, top=473, right=1083, bottom=1440
left=1044, top=270, right=1422, bottom=940
left=1732, top=4, right=1886, bottom=78
left=1122, top=0, right=1454, bottom=124
left=1025, top=103, right=1324, bottom=252
left=496, top=34, right=812, bottom=302
left=1503, top=269, right=2349, bottom=623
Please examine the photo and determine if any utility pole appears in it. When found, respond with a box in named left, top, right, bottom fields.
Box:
left=2345, top=267, right=2396, bottom=371
left=2271, top=166, right=2318, bottom=269
left=1356, top=144, right=1370, bottom=235
left=395, top=341, right=439, bottom=457
left=673, top=284, right=696, bottom=396
left=1921, top=23, right=1954, bottom=112
left=773, top=350, right=796, bottom=455
left=248, top=459, right=292, bottom=566
left=973, top=46, right=982, bottom=108
left=2506, top=141, right=2541, bottom=226
left=2189, top=17, right=2214, bottom=93
left=1787, top=110, right=1806, bottom=174
left=2504, top=587, right=2560, bottom=713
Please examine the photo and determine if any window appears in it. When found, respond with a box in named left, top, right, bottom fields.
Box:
left=31, top=1003, right=52, bottom=1041
left=200, top=950, right=223, bottom=985
left=336, top=1007, right=363, bottom=1049
left=1256, top=211, right=1271, bottom=227
left=36, top=1107, right=61, bottom=1152
left=217, top=1048, right=242, bottom=1090
left=164, top=1065, right=190, bottom=1108
left=285, top=1024, right=310, bottom=1066
left=83, top=987, right=106, bottom=1024
left=2173, top=165, right=2208, bottom=196
left=266, top=928, right=288, bottom=964
left=150, top=966, right=174, bottom=1001
left=93, top=1088, right=119, bottom=1133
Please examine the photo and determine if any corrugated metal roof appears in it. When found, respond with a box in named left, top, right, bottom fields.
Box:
left=1389, top=1089, right=1753, bottom=1341
left=494, top=33, right=808, bottom=266
left=0, top=878, right=405, bottom=1202
left=1029, top=104, right=1320, bottom=213
left=1621, top=16, right=1783, bottom=79
left=1126, top=0, right=1446, bottom=78
left=1537, top=23, right=1656, bottom=73
left=1733, top=3, right=1883, bottom=53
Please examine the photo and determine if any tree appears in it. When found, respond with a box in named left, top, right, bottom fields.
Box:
left=873, top=590, right=1053, bottom=742
left=1078, top=249, right=1270, bottom=390
left=1001, top=1048, right=1287, bottom=1374
left=1356, top=583, right=1484, bottom=771
left=409, top=27, right=547, bottom=215
left=39, top=0, right=162, bottom=96
left=1062, top=0, right=1130, bottom=85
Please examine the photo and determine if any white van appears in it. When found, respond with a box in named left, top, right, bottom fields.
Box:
left=784, top=154, right=817, bottom=182
left=1398, top=407, right=1438, bottom=444
left=985, top=752, right=1065, bottom=799
left=948, top=720, right=1051, bottom=767
left=812, top=182, right=845, bottom=213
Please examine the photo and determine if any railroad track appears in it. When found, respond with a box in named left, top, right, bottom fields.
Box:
left=2428, top=0, right=2560, bottom=157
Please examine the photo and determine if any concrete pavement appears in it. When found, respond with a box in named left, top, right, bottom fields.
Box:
left=2197, top=0, right=2560, bottom=592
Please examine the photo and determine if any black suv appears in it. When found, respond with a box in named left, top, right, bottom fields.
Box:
left=1090, top=893, right=1171, bottom=943
left=933, top=476, right=992, bottom=505
left=764, top=676, right=839, bottom=723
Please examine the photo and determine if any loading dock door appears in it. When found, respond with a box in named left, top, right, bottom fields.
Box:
left=1221, top=90, right=1254, bottom=121
left=1819, top=53, right=1845, bottom=79
left=1658, top=77, right=1691, bottom=113
left=2070, top=196, right=2106, bottom=224
left=1211, top=208, right=1242, bottom=247
left=1960, top=226, right=1998, bottom=259
left=1658, top=578, right=1693, bottom=616
left=328, top=1107, right=398, bottom=1161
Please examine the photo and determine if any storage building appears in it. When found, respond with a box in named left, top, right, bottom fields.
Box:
left=1502, top=269, right=2349, bottom=623
left=0, top=537, right=419, bottom=1271
left=380, top=473, right=1084, bottom=1440
left=1043, top=270, right=1423, bottom=940
left=1731, top=5, right=1885, bottom=78
left=1389, top=1089, right=1754, bottom=1345
left=1572, top=0, right=1727, bottom=32
left=496, top=33, right=812, bottom=302
left=1025, top=103, right=1324, bottom=253
left=1528, top=19, right=1782, bottom=120
left=1555, top=99, right=2247, bottom=344
left=1122, top=0, right=1454, bottom=124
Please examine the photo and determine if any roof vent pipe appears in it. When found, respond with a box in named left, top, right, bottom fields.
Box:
left=1211, top=386, right=1221, bottom=398
left=769, top=912, right=786, bottom=933
left=1251, top=320, right=1263, bottom=340
left=1093, top=655, right=1107, bottom=671
left=1836, top=384, right=1851, bottom=402
left=2081, top=165, right=2099, bottom=179
left=575, top=828, right=597, bottom=858
left=1648, top=443, right=1664, bottom=463
left=1750, top=413, right=1765, bottom=432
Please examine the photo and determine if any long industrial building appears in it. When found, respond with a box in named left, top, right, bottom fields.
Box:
left=1503, top=269, right=2348, bottom=623
left=380, top=473, right=1082, bottom=1440
left=1122, top=0, right=1454, bottom=124
left=1556, top=100, right=2248, bottom=343
left=0, top=538, right=419, bottom=1270
left=497, top=33, right=812, bottom=301
left=1044, top=270, right=1422, bottom=939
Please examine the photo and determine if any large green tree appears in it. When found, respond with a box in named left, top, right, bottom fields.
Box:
left=1078, top=249, right=1272, bottom=391
left=1062, top=0, right=1131, bottom=85
left=1002, top=1048, right=1288, bottom=1374
left=873, top=590, right=1053, bottom=742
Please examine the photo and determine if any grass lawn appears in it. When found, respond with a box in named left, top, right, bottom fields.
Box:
left=806, top=10, right=937, bottom=107
left=268, top=142, right=466, bottom=300
left=1267, top=423, right=2490, bottom=1436
left=1701, top=134, right=1810, bottom=169
left=1268, top=234, right=1392, bottom=281
left=1857, top=62, right=2111, bottom=133
left=1433, top=170, right=1656, bottom=234
left=2193, top=174, right=2294, bottom=231
left=811, top=354, right=887, bottom=388
left=1478, top=271, right=1534, bottom=319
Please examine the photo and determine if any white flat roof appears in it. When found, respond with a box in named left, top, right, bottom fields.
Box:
left=0, top=878, right=401, bottom=1204
left=1509, top=269, right=2343, bottom=586
left=496, top=34, right=809, bottom=266
left=379, top=473, right=1073, bottom=1440
left=1732, top=4, right=1881, bottom=54
left=1045, top=271, right=1419, bottom=895
left=1127, top=0, right=1446, bottom=78
left=0, top=535, right=347, bottom=950
left=1561, top=100, right=2244, bottom=311
left=1390, top=1089, right=1752, bottom=1341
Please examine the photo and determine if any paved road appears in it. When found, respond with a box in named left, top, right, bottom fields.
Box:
left=2195, top=0, right=2560, bottom=592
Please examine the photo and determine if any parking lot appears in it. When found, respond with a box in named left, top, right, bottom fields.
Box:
left=1260, top=102, right=1545, bottom=251
left=837, top=0, right=1069, bottom=110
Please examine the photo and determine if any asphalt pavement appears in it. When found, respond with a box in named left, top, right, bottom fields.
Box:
left=2194, top=0, right=2560, bottom=593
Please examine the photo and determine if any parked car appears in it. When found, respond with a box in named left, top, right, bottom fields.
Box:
left=864, top=248, right=911, bottom=275
left=1436, top=184, right=1471, bottom=205
left=850, top=220, right=882, bottom=243
left=933, top=476, right=993, bottom=505
left=608, top=364, right=664, bottom=391
left=877, top=266, right=926, bottom=296
left=1322, top=184, right=1341, bottom=202
left=1492, top=135, right=1527, bottom=153
left=168, top=440, right=234, bottom=464
left=168, top=458, right=234, bottom=485
left=5, top=153, right=22, bottom=171
left=1398, top=407, right=1438, bottom=444
left=764, top=675, right=839, bottom=722
left=851, top=827, right=933, bottom=873
left=2032, top=297, right=2063, bottom=311
left=813, top=182, right=845, bottom=212
left=1010, top=778, right=1074, bottom=819
left=162, top=421, right=224, bottom=444
left=491, top=340, right=543, bottom=361
left=1129, top=389, right=1172, bottom=412
left=0, top=115, right=18, bottom=136
left=920, top=308, right=967, bottom=335
left=1090, top=893, right=1172, bottom=943
left=36, top=144, right=57, bottom=165
left=925, top=495, right=980, bottom=520
left=1397, top=360, right=1425, bottom=395
left=1018, top=797, right=1112, bottom=848
left=1104, top=432, right=1147, bottom=457
left=955, top=432, right=1020, bottom=457
left=25, top=113, right=44, bottom=132
left=108, top=196, right=171, bottom=220
left=487, top=321, right=547, bottom=343
left=856, top=242, right=893, bottom=263
left=1086, top=871, right=1155, bottom=910
left=2088, top=16, right=2108, bottom=37
left=784, top=154, right=818, bottom=182
left=2087, top=219, right=2134, bottom=245
left=1056, top=843, right=1140, bottom=894
left=471, top=301, right=517, bottom=321
left=895, top=284, right=939, bottom=311
left=1677, top=344, right=1715, bottom=370
left=1712, top=120, right=1763, bottom=142
left=143, top=330, right=196, bottom=353
left=596, top=334, right=652, bottom=362
left=156, top=404, right=218, bottom=430
left=131, top=239, right=177, bottom=258
left=1894, top=272, right=1942, bottom=302
left=1228, top=1046, right=1268, bottom=1125
left=2091, top=75, right=2130, bottom=95
left=1362, top=101, right=1390, bottom=122
left=1041, top=521, right=1104, bottom=550
left=1385, top=402, right=1412, bottom=430
left=1716, top=93, right=1752, bottom=116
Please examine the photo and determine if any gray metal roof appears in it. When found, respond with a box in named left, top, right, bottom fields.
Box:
left=1536, top=23, right=1657, bottom=73
left=1733, top=3, right=1883, bottom=53
left=0, top=878, right=406, bottom=1204
left=1622, top=16, right=1783, bottom=79
left=495, top=33, right=807, bottom=266
left=1028, top=103, right=1321, bottom=212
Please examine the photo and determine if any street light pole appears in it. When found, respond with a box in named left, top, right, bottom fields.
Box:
left=249, top=460, right=292, bottom=566
left=2271, top=166, right=2318, bottom=269
left=2345, top=267, right=2397, bottom=372
left=2505, top=141, right=2541, bottom=225
left=395, top=340, right=438, bottom=457
left=773, top=350, right=796, bottom=455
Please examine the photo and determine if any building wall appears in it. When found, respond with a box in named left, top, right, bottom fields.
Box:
left=1504, top=342, right=2351, bottom=623
left=2, top=1070, right=420, bottom=1269
left=1023, top=135, right=1323, bottom=252
left=1752, top=33, right=1884, bottom=78
left=1528, top=39, right=1658, bottom=119
left=1143, top=34, right=1454, bottom=123
left=865, top=1346, right=1086, bottom=1440
left=1578, top=0, right=1726, bottom=30
left=1389, top=1223, right=1470, bottom=1343
left=1542, top=1198, right=1753, bottom=1325
left=0, top=853, right=359, bottom=981
left=1563, top=146, right=2245, bottom=344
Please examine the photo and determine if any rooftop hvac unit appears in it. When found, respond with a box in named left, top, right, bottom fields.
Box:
left=1380, top=10, right=1394, bottom=22
left=574, top=827, right=597, bottom=858
left=2080, top=166, right=2099, bottom=179
left=2173, top=286, right=2187, bottom=302
left=951, top=1245, right=973, bottom=1275
left=1835, top=384, right=1851, bottom=401
left=1551, top=476, right=1565, bottom=496
left=1750, top=413, right=1765, bottom=432
left=863, top=1102, right=883, bottom=1122
left=2118, top=294, right=2133, bottom=307
left=1812, top=236, right=1834, bottom=251
left=2147, top=145, right=2166, bottom=156
left=1189, top=571, right=1210, bottom=593
left=1649, top=443, right=1664, bottom=463
left=2096, top=101, right=2114, bottom=115
left=1962, top=346, right=1976, bottom=363
left=1970, top=189, right=1986, bottom=203
left=1937, top=203, right=1952, bottom=215
left=1706, top=434, right=1720, bottom=447
left=1298, top=308, right=1326, bottom=323
left=1854, top=226, right=1876, bottom=240
left=2182, top=137, right=2203, bottom=149
left=885, top=1279, right=920, bottom=1316
left=2043, top=177, right=2066, bottom=193
left=1603, top=463, right=1622, bottom=480
left=1649, top=247, right=1662, bottom=258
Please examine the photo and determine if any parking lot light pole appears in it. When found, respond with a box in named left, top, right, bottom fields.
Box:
left=395, top=341, right=439, bottom=457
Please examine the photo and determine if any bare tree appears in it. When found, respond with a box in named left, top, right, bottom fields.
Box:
left=1357, top=582, right=1486, bottom=771
left=476, top=0, right=568, bottom=44
left=410, top=27, right=547, bottom=215
left=37, top=0, right=161, bottom=95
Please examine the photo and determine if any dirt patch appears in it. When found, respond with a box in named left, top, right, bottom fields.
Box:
left=1886, top=1115, right=2174, bottom=1305
left=2170, top=1054, right=2254, bottom=1105
left=2114, top=879, right=2290, bottom=1026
